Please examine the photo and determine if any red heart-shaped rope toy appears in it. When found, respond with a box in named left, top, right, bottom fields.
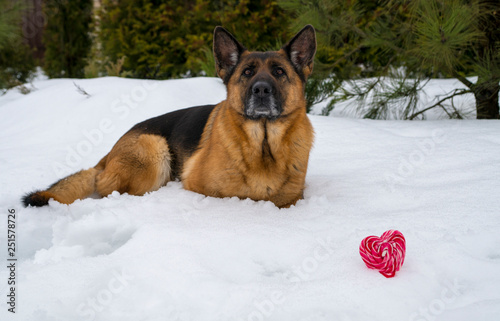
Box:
left=359, top=230, right=406, bottom=278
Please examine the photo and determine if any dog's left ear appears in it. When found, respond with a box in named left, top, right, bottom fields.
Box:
left=213, top=26, right=247, bottom=83
left=282, top=25, right=316, bottom=79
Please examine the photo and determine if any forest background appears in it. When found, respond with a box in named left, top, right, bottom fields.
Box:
left=1, top=0, right=499, bottom=119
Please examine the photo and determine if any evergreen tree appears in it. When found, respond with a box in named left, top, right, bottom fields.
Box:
left=98, top=0, right=288, bottom=79
left=42, top=0, right=93, bottom=78
left=0, top=0, right=36, bottom=92
left=282, top=0, right=500, bottom=119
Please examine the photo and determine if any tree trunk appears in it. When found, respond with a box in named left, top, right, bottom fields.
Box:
left=474, top=80, right=499, bottom=119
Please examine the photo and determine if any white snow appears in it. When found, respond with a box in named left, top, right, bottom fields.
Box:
left=0, top=76, right=500, bottom=321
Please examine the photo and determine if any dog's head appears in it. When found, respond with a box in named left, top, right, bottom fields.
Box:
left=213, top=25, right=316, bottom=121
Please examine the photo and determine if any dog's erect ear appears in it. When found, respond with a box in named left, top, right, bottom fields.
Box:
left=282, top=25, right=316, bottom=79
left=213, top=26, right=246, bottom=82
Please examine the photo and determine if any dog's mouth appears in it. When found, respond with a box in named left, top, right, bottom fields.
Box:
left=245, top=98, right=281, bottom=120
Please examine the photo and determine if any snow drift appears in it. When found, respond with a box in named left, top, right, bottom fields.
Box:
left=0, top=76, right=499, bottom=321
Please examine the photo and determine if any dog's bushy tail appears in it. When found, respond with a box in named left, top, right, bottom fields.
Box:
left=22, top=168, right=100, bottom=207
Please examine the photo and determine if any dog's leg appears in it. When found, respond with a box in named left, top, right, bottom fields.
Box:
left=270, top=189, right=304, bottom=208
left=96, top=133, right=172, bottom=197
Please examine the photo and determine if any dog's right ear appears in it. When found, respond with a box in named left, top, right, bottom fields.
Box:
left=213, top=26, right=246, bottom=83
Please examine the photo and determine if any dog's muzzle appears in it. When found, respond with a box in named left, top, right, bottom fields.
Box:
left=245, top=81, right=281, bottom=120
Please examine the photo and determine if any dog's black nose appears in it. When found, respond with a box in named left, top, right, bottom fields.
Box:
left=252, top=81, right=272, bottom=98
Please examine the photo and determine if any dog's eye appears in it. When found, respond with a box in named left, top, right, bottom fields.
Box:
left=243, top=68, right=254, bottom=77
left=274, top=67, right=285, bottom=76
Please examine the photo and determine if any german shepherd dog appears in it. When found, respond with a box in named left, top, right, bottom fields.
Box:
left=23, top=25, right=316, bottom=208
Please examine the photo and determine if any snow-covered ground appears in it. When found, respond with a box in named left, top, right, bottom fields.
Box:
left=0, top=76, right=499, bottom=321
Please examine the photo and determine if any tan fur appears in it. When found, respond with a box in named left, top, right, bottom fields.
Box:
left=182, top=104, right=313, bottom=208
left=95, top=133, right=171, bottom=197
left=44, top=168, right=99, bottom=204
left=182, top=50, right=314, bottom=208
